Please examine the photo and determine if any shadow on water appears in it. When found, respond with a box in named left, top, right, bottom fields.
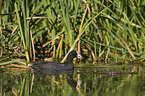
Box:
left=0, top=63, right=144, bottom=96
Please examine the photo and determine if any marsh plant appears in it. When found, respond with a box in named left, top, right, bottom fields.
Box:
left=0, top=0, right=145, bottom=65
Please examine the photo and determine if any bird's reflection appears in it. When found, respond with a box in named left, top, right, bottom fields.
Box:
left=32, top=69, right=81, bottom=88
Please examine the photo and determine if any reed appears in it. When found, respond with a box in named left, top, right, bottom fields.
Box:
left=0, top=0, right=145, bottom=64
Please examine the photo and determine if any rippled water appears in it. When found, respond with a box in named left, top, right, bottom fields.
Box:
left=0, top=63, right=144, bottom=96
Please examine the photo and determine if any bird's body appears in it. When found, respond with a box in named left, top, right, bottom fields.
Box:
left=31, top=51, right=82, bottom=70
left=32, top=61, right=73, bottom=70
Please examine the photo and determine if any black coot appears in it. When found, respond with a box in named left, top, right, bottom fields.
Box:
left=31, top=51, right=82, bottom=70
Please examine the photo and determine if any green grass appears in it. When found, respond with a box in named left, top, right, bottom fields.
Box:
left=0, top=0, right=145, bottom=65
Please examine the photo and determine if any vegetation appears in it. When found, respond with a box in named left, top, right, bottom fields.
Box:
left=0, top=1, right=144, bottom=95
left=0, top=0, right=145, bottom=65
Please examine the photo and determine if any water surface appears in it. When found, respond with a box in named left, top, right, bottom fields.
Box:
left=0, top=63, right=144, bottom=96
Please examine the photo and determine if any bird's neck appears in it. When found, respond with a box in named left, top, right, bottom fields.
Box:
left=66, top=57, right=74, bottom=64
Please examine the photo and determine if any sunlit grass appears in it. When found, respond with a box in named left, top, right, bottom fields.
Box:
left=0, top=0, right=145, bottom=65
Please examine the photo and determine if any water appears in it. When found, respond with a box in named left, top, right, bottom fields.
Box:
left=0, top=63, right=144, bottom=96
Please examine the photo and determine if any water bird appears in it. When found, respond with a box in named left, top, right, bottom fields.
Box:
left=31, top=51, right=82, bottom=70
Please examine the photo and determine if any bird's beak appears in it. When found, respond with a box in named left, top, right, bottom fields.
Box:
left=76, top=51, right=82, bottom=59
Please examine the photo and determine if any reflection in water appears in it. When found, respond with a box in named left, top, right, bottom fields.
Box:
left=0, top=65, right=144, bottom=96
left=32, top=69, right=82, bottom=88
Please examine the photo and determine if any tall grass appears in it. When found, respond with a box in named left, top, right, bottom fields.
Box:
left=0, top=0, right=145, bottom=64
left=15, top=1, right=31, bottom=62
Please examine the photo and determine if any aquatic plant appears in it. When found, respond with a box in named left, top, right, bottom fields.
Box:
left=0, top=0, right=145, bottom=65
